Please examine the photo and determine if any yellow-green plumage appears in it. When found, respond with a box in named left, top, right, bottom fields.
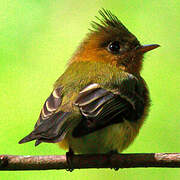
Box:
left=55, top=61, right=149, bottom=154
left=18, top=9, right=159, bottom=154
left=63, top=119, right=142, bottom=154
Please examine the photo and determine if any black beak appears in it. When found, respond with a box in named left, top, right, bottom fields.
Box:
left=136, top=44, right=160, bottom=53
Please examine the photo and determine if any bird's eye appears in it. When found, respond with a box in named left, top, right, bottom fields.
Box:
left=107, top=41, right=120, bottom=54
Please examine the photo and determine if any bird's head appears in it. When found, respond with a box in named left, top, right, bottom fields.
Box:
left=70, top=9, right=159, bottom=74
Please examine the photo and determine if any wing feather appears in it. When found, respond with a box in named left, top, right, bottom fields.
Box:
left=19, top=86, right=72, bottom=146
left=73, top=77, right=145, bottom=137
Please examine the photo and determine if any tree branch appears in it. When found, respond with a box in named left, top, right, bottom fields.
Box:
left=0, top=153, right=180, bottom=171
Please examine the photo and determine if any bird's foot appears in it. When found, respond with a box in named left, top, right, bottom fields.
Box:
left=108, top=150, right=119, bottom=171
left=66, top=148, right=74, bottom=172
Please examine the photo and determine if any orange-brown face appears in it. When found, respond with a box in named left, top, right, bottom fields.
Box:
left=70, top=9, right=159, bottom=75
left=71, top=27, right=144, bottom=74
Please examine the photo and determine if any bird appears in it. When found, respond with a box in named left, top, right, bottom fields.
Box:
left=19, top=9, right=159, bottom=155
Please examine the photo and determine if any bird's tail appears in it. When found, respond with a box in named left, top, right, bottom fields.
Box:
left=18, top=111, right=72, bottom=146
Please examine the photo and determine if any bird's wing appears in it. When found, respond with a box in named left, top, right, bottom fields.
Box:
left=19, top=74, right=146, bottom=144
left=73, top=75, right=146, bottom=137
left=19, top=87, right=72, bottom=146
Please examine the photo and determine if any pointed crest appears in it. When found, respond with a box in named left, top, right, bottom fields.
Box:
left=91, top=9, right=130, bottom=33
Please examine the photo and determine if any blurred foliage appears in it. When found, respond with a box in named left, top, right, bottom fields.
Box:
left=0, top=0, right=179, bottom=179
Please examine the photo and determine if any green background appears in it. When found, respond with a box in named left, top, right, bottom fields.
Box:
left=0, top=0, right=179, bottom=179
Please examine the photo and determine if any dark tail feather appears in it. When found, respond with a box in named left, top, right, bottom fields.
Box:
left=35, top=140, right=42, bottom=146
left=18, top=111, right=72, bottom=146
left=18, top=132, right=36, bottom=144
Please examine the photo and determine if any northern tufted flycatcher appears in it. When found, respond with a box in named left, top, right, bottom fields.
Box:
left=19, top=9, right=159, bottom=154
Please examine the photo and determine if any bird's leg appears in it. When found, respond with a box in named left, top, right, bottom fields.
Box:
left=108, top=150, right=119, bottom=171
left=66, top=147, right=74, bottom=172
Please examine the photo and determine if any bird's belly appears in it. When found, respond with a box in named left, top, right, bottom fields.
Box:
left=59, top=120, right=140, bottom=154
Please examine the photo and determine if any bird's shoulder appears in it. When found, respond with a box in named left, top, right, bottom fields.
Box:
left=53, top=61, right=148, bottom=113
left=54, top=61, right=141, bottom=92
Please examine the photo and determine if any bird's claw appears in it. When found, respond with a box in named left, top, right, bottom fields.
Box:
left=66, top=148, right=74, bottom=172
left=108, top=150, right=120, bottom=171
